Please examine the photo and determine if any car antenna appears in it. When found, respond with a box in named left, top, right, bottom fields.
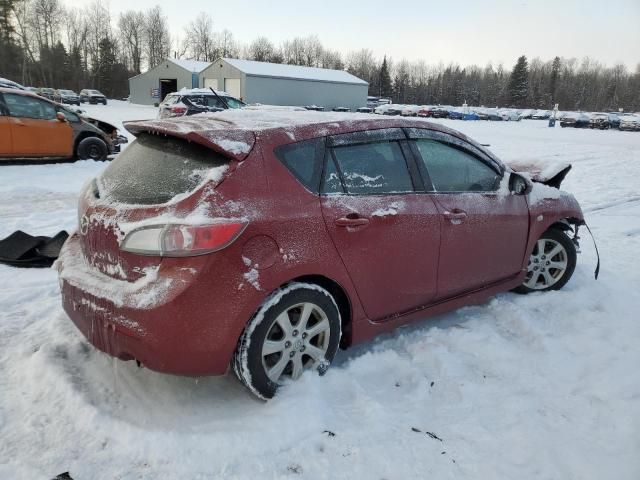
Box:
left=209, top=87, right=230, bottom=109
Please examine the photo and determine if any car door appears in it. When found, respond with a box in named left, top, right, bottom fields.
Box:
left=3, top=92, right=73, bottom=157
left=0, top=100, right=12, bottom=157
left=407, top=129, right=529, bottom=300
left=320, top=129, right=441, bottom=321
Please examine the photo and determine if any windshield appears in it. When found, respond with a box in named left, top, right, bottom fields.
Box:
left=98, top=134, right=229, bottom=205
left=223, top=96, right=245, bottom=109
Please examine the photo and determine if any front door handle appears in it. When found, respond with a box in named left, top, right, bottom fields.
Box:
left=443, top=210, right=467, bottom=224
left=335, top=216, right=370, bottom=227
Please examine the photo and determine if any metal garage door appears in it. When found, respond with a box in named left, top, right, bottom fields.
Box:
left=204, top=78, right=218, bottom=90
left=224, top=78, right=241, bottom=99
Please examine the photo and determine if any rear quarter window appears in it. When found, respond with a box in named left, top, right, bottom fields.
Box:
left=274, top=138, right=324, bottom=193
left=98, top=134, right=229, bottom=205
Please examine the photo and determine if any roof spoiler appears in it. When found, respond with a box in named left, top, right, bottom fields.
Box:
left=123, top=118, right=255, bottom=162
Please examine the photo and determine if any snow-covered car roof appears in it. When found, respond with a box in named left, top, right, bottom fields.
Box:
left=124, top=110, right=500, bottom=165
left=168, top=87, right=232, bottom=97
left=0, top=77, right=24, bottom=90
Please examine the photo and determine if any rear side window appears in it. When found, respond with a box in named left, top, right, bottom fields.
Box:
left=415, top=139, right=500, bottom=192
left=330, top=141, right=414, bottom=194
left=98, top=134, right=228, bottom=205
left=275, top=138, right=323, bottom=192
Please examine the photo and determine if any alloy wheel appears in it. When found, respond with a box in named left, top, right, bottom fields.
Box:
left=523, top=238, right=568, bottom=290
left=261, top=302, right=331, bottom=383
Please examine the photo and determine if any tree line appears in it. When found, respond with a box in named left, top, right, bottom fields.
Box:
left=1, top=0, right=638, bottom=111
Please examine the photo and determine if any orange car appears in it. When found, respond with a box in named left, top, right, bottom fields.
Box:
left=0, top=87, right=125, bottom=162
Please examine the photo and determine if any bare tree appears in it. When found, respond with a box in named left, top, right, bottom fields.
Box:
left=144, top=5, right=170, bottom=69
left=246, top=36, right=274, bottom=62
left=118, top=10, right=145, bottom=73
left=214, top=29, right=238, bottom=58
left=184, top=13, right=215, bottom=61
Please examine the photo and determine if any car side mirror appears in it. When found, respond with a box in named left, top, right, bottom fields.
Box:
left=509, top=172, right=532, bottom=195
left=56, top=112, right=67, bottom=122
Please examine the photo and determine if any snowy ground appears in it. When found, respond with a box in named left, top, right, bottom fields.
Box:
left=1, top=106, right=639, bottom=479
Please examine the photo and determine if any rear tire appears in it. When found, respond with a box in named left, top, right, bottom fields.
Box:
left=233, top=283, right=341, bottom=400
left=514, top=228, right=577, bottom=294
left=77, top=137, right=108, bottom=161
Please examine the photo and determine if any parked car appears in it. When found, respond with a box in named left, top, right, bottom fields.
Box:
left=618, top=114, right=640, bottom=131
left=54, top=89, right=81, bottom=106
left=0, top=87, right=126, bottom=162
left=56, top=111, right=585, bottom=400
left=447, top=109, right=464, bottom=120
left=373, top=104, right=395, bottom=115
left=498, top=109, right=522, bottom=121
left=367, top=96, right=392, bottom=109
left=588, top=113, right=610, bottom=130
left=560, top=112, right=591, bottom=128
left=37, top=87, right=55, bottom=100
left=484, top=108, right=503, bottom=121
left=332, top=107, right=350, bottom=112
left=80, top=89, right=107, bottom=105
left=304, top=105, right=325, bottom=111
left=356, top=107, right=373, bottom=113
left=383, top=105, right=404, bottom=116
left=531, top=110, right=551, bottom=120
left=430, top=107, right=449, bottom=118
left=518, top=109, right=535, bottom=119
left=0, top=77, right=24, bottom=90
left=158, top=88, right=245, bottom=118
left=401, top=105, right=421, bottom=117
left=417, top=106, right=433, bottom=117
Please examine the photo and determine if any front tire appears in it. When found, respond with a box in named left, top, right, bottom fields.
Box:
left=233, top=283, right=341, bottom=399
left=77, top=137, right=108, bottom=161
left=514, top=228, right=577, bottom=293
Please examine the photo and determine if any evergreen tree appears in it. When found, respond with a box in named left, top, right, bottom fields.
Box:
left=508, top=55, right=529, bottom=107
left=379, top=55, right=392, bottom=98
left=548, top=56, right=561, bottom=104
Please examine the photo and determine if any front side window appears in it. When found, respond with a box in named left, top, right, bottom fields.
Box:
left=331, top=141, right=414, bottom=195
left=58, top=106, right=80, bottom=123
left=4, top=93, right=56, bottom=120
left=415, top=139, right=500, bottom=192
left=322, top=154, right=343, bottom=194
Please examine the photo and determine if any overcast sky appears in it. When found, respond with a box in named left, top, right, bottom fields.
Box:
left=65, top=0, right=640, bottom=69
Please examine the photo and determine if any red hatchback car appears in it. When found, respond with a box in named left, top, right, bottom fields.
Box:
left=58, top=111, right=585, bottom=399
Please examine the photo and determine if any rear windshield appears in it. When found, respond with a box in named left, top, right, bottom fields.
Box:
left=98, top=134, right=228, bottom=205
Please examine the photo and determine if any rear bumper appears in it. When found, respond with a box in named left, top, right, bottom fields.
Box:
left=57, top=234, right=248, bottom=376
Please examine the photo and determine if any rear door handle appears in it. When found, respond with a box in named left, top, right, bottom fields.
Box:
left=443, top=210, right=468, bottom=223
left=335, top=216, right=370, bottom=227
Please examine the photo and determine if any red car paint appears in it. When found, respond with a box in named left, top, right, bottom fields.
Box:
left=57, top=113, right=584, bottom=376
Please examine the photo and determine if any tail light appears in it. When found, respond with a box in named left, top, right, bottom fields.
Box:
left=121, top=222, right=247, bottom=256
left=169, top=105, right=187, bottom=117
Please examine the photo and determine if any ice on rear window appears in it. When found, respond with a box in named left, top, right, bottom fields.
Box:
left=97, top=134, right=228, bottom=205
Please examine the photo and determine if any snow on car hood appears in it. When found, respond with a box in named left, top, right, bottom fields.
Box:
left=505, top=158, right=572, bottom=188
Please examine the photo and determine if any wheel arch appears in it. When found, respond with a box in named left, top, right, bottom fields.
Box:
left=548, top=216, right=582, bottom=233
left=73, top=131, right=106, bottom=158
left=287, top=274, right=353, bottom=349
